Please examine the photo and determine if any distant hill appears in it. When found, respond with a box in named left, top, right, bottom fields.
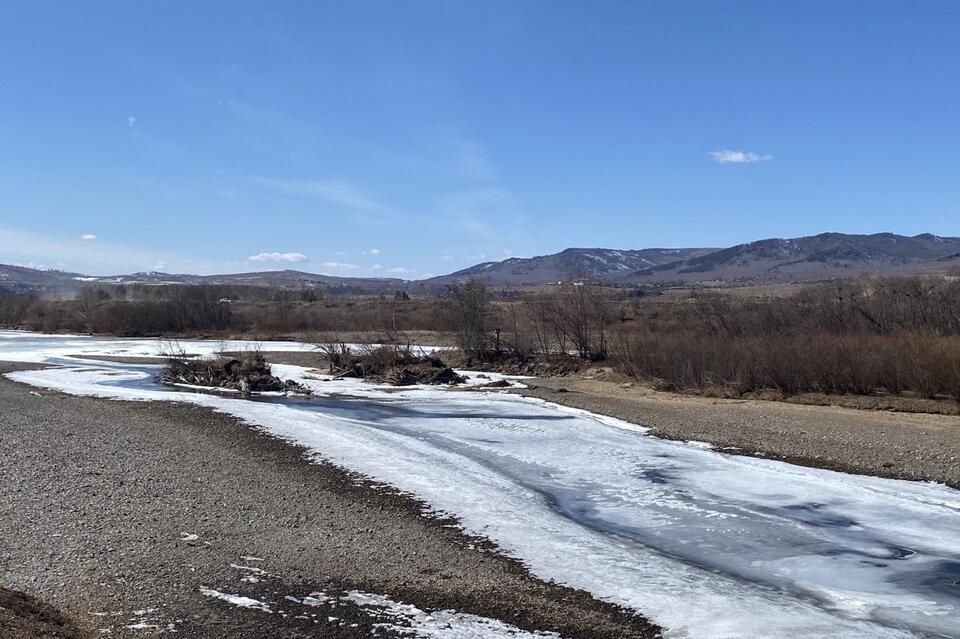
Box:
left=626, top=233, right=960, bottom=284
left=3, top=232, right=959, bottom=295
left=419, top=248, right=716, bottom=287
left=0, top=264, right=91, bottom=293
left=90, top=269, right=405, bottom=291
left=0, top=266, right=404, bottom=295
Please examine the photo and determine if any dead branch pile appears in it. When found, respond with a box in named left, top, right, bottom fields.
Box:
left=157, top=350, right=311, bottom=395
left=317, top=342, right=466, bottom=386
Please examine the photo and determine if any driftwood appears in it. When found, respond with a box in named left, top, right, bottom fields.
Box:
left=320, top=344, right=466, bottom=386
left=382, top=363, right=466, bottom=386
left=157, top=354, right=311, bottom=395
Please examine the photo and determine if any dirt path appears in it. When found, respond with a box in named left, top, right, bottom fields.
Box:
left=514, top=377, right=960, bottom=488
left=0, top=363, right=659, bottom=639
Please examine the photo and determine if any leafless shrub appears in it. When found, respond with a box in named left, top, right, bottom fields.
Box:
left=613, top=330, right=960, bottom=400
left=158, top=339, right=190, bottom=364
left=316, top=340, right=354, bottom=371
left=518, top=284, right=610, bottom=361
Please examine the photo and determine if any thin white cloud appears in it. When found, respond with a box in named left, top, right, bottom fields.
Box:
left=368, top=248, right=382, bottom=255
left=370, top=264, right=382, bottom=271
left=81, top=234, right=96, bottom=241
left=153, top=261, right=167, bottom=271
left=127, top=116, right=136, bottom=128
left=709, top=150, right=772, bottom=164
left=320, top=261, right=359, bottom=270
left=248, top=252, right=308, bottom=263
left=388, top=267, right=413, bottom=274
left=441, top=255, right=455, bottom=261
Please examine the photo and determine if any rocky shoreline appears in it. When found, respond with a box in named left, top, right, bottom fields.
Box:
left=0, top=362, right=659, bottom=639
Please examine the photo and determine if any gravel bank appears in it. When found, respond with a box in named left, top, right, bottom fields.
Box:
left=0, top=363, right=659, bottom=639
left=0, top=586, right=90, bottom=639
left=514, top=377, right=960, bottom=488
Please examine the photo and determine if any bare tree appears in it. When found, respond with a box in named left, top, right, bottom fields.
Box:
left=545, top=283, right=610, bottom=361
left=447, top=278, right=491, bottom=360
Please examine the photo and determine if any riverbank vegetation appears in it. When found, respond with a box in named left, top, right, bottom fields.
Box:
left=3, top=274, right=960, bottom=404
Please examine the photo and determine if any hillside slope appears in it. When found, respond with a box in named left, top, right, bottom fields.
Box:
left=421, top=247, right=715, bottom=286
left=627, top=233, right=960, bottom=284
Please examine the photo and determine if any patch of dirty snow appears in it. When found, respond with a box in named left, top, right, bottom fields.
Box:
left=199, top=587, right=272, bottom=613
left=340, top=590, right=562, bottom=638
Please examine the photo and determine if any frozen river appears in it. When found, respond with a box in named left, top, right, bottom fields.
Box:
left=2, top=330, right=959, bottom=638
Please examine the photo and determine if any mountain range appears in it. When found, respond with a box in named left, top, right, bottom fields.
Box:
left=2, top=232, right=959, bottom=294
left=419, top=233, right=960, bottom=287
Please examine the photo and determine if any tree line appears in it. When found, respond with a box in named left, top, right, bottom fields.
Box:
left=3, top=274, right=960, bottom=402
left=447, top=276, right=960, bottom=402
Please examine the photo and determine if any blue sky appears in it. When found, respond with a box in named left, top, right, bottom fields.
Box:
left=1, top=1, right=958, bottom=277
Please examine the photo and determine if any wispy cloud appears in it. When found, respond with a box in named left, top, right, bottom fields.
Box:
left=81, top=234, right=96, bottom=241
left=709, top=150, right=772, bottom=164
left=127, top=116, right=136, bottom=128
left=248, top=252, right=308, bottom=263
left=438, top=188, right=522, bottom=238
left=0, top=226, right=188, bottom=274
left=356, top=126, right=496, bottom=183
left=389, top=267, right=413, bottom=274
left=254, top=178, right=388, bottom=219
left=220, top=98, right=320, bottom=156
left=445, top=130, right=496, bottom=181
left=320, top=261, right=359, bottom=270
left=367, top=248, right=382, bottom=255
